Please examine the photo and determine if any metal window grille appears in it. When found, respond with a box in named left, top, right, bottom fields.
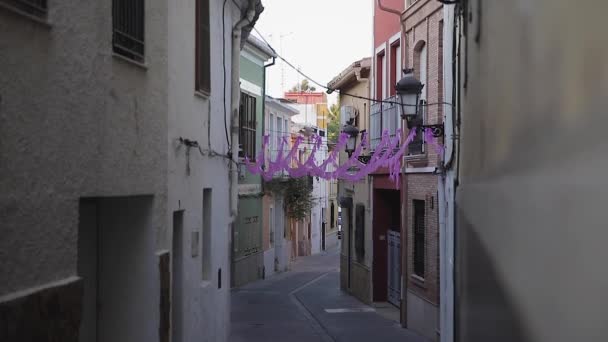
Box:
left=195, top=0, right=210, bottom=92
left=413, top=199, right=426, bottom=277
left=370, top=96, right=400, bottom=153
left=2, top=0, right=47, bottom=17
left=112, top=0, right=145, bottom=63
left=239, top=92, right=257, bottom=160
left=369, top=102, right=382, bottom=150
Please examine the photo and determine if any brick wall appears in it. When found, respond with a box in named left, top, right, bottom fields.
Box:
left=405, top=0, right=444, bottom=167
left=401, top=0, right=443, bottom=310
left=406, top=173, right=439, bottom=305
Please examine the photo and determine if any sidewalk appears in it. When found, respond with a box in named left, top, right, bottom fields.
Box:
left=229, top=247, right=430, bottom=342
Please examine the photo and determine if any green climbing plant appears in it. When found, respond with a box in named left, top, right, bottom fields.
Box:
left=265, top=176, right=315, bottom=221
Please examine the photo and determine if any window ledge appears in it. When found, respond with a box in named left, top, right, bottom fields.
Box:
left=195, top=90, right=210, bottom=99
left=0, top=3, right=51, bottom=28
left=404, top=153, right=426, bottom=161
left=112, top=53, right=148, bottom=70
left=410, top=274, right=427, bottom=288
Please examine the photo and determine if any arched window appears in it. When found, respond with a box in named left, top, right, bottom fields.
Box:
left=409, top=41, right=427, bottom=155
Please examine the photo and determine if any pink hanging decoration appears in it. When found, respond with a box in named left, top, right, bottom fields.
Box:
left=244, top=127, right=445, bottom=185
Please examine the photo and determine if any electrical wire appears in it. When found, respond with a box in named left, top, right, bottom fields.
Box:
left=252, top=27, right=454, bottom=108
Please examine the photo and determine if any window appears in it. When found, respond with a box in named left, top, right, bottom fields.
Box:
left=269, top=113, right=275, bottom=157
left=195, top=0, right=210, bottom=93
left=413, top=200, right=425, bottom=278
left=389, top=41, right=401, bottom=97
left=269, top=207, right=274, bottom=247
left=376, top=51, right=385, bottom=100
left=2, top=0, right=47, bottom=17
left=202, top=188, right=212, bottom=280
left=239, top=92, right=257, bottom=160
left=276, top=115, right=281, bottom=149
left=112, top=0, right=145, bottom=63
left=355, top=204, right=365, bottom=261
left=409, top=43, right=427, bottom=155
left=330, top=202, right=335, bottom=229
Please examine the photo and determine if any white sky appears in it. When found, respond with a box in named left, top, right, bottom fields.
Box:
left=253, top=0, right=373, bottom=106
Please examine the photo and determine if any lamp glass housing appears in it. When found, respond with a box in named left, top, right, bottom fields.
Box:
left=399, top=92, right=420, bottom=118
left=346, top=134, right=357, bottom=153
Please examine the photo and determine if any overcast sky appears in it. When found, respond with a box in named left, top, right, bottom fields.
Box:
left=253, top=0, right=373, bottom=105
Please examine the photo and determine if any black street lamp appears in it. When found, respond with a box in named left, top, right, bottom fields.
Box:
left=396, top=69, right=444, bottom=138
left=342, top=119, right=359, bottom=157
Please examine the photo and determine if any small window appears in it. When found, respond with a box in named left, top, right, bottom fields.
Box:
left=330, top=202, right=335, bottom=229
left=1, top=0, right=47, bottom=17
left=112, top=0, right=145, bottom=63
left=195, top=0, right=210, bottom=93
left=202, top=188, right=212, bottom=280
left=355, top=204, right=365, bottom=261
left=239, top=92, right=257, bottom=160
left=408, top=101, right=425, bottom=155
left=413, top=199, right=425, bottom=278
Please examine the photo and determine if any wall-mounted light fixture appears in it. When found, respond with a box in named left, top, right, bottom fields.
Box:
left=396, top=69, right=444, bottom=138
left=342, top=118, right=360, bottom=157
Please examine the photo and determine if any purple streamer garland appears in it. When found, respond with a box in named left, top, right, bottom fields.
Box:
left=245, top=127, right=445, bottom=185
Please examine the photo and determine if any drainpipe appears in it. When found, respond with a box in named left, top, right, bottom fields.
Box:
left=376, top=0, right=409, bottom=77
left=230, top=0, right=256, bottom=221
left=260, top=56, right=276, bottom=194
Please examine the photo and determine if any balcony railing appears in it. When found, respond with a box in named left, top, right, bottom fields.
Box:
left=370, top=95, right=401, bottom=151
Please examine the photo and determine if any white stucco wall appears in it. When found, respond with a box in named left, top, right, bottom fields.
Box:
left=0, top=0, right=168, bottom=300
left=167, top=0, right=239, bottom=340
left=0, top=0, right=244, bottom=341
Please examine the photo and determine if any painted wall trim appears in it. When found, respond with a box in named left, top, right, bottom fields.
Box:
left=405, top=166, right=436, bottom=173
left=240, top=78, right=262, bottom=97
left=0, top=276, right=81, bottom=303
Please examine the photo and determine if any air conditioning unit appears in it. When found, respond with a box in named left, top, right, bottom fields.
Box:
left=340, top=106, right=358, bottom=126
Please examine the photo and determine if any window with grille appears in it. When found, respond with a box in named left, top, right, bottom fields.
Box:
left=112, top=0, right=145, bottom=63
left=239, top=92, right=257, bottom=160
left=1, top=0, right=47, bottom=17
left=195, top=0, right=210, bottom=93
left=413, top=199, right=425, bottom=277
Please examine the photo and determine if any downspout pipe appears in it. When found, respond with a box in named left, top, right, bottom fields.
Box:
left=377, top=0, right=401, bottom=16
left=230, top=0, right=257, bottom=221
left=376, top=0, right=408, bottom=75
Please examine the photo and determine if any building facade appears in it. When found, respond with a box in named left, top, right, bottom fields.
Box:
left=284, top=91, right=330, bottom=255
left=232, top=35, right=276, bottom=288
left=400, top=2, right=444, bottom=340
left=368, top=0, right=444, bottom=340
left=0, top=1, right=262, bottom=341
left=261, top=95, right=298, bottom=277
left=328, top=57, right=373, bottom=304
left=451, top=1, right=608, bottom=341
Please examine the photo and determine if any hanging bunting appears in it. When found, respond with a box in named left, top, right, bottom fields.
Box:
left=245, top=128, right=445, bottom=185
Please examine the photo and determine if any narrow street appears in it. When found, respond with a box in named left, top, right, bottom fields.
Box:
left=230, top=247, right=429, bottom=342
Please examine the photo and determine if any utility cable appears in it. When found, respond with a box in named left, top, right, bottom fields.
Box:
left=252, top=28, right=454, bottom=108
